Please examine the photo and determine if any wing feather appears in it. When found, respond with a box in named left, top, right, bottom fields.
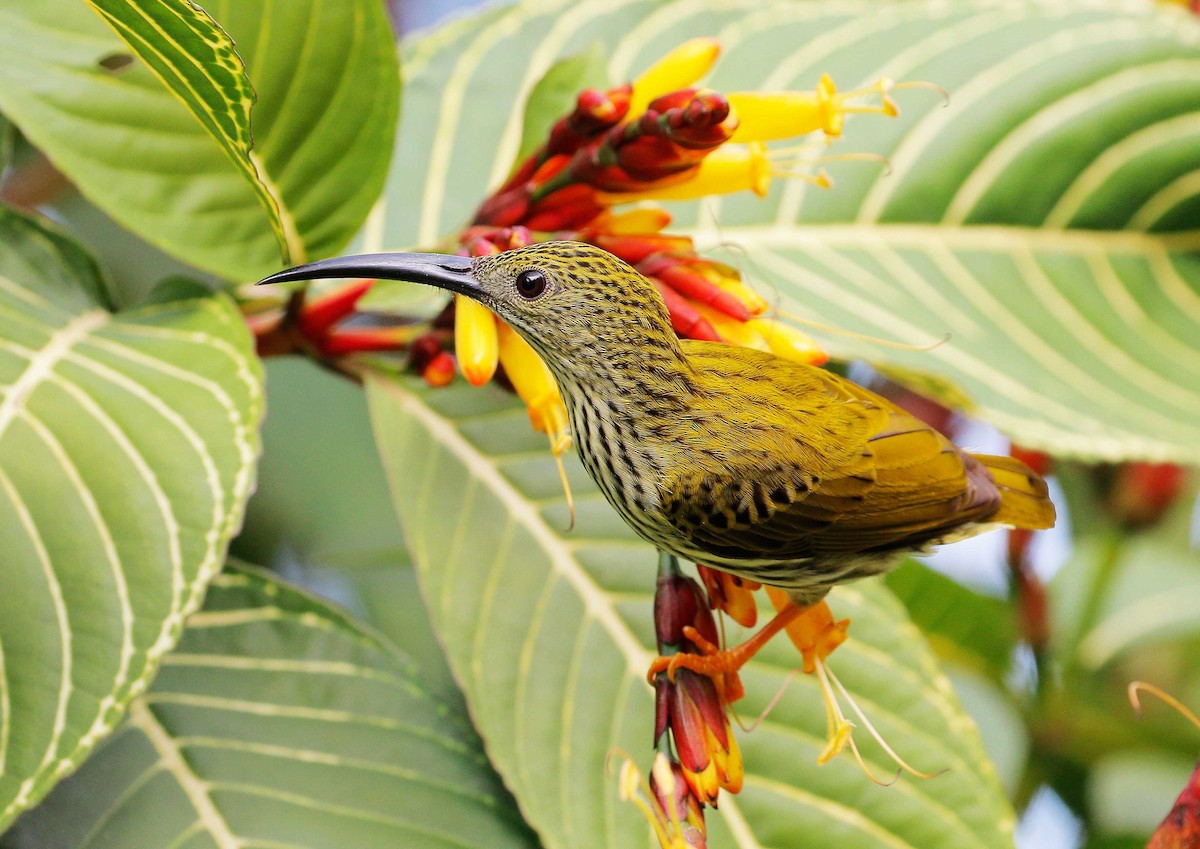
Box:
left=659, top=343, right=999, bottom=563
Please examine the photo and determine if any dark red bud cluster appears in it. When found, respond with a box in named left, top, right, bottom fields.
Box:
left=473, top=89, right=735, bottom=231
left=654, top=572, right=719, bottom=654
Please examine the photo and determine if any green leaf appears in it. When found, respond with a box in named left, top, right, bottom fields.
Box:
left=1056, top=491, right=1200, bottom=670
left=377, top=0, right=1200, bottom=463
left=885, top=560, right=1018, bottom=680
left=0, top=0, right=398, bottom=280
left=4, top=565, right=539, bottom=849
left=0, top=112, right=13, bottom=173
left=82, top=0, right=293, bottom=261
left=516, top=42, right=610, bottom=164
left=1088, top=750, right=1198, bottom=839
left=367, top=376, right=1016, bottom=849
left=0, top=207, right=264, bottom=829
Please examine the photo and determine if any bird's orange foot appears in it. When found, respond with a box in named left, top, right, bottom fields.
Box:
left=646, top=596, right=847, bottom=707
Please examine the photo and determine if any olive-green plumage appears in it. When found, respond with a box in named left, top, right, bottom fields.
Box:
left=260, top=241, right=1055, bottom=605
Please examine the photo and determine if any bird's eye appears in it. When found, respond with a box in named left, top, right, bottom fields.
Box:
left=515, top=269, right=548, bottom=300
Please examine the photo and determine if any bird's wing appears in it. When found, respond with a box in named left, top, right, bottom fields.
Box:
left=658, top=343, right=998, bottom=562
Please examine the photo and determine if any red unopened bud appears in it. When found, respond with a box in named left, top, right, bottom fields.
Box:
left=408, top=333, right=445, bottom=373
left=652, top=91, right=736, bottom=149
left=298, top=278, right=374, bottom=339
left=653, top=281, right=722, bottom=342
left=1010, top=445, right=1054, bottom=478
left=654, top=572, right=705, bottom=650
left=319, top=326, right=410, bottom=356
left=523, top=184, right=604, bottom=231
left=422, top=350, right=456, bottom=387
left=473, top=186, right=532, bottom=227
left=640, top=255, right=751, bottom=322
left=548, top=84, right=632, bottom=155
left=669, top=669, right=742, bottom=804
left=461, top=225, right=535, bottom=256
left=589, top=233, right=694, bottom=265
left=1148, top=761, right=1200, bottom=849
left=1014, top=561, right=1049, bottom=650
left=1106, top=462, right=1187, bottom=529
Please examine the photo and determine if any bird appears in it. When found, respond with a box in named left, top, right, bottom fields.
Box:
left=259, top=241, right=1054, bottom=682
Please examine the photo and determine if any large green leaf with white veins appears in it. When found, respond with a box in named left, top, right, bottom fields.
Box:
left=368, top=376, right=1016, bottom=849
left=0, top=208, right=263, bottom=830
left=0, top=0, right=398, bottom=281
left=5, top=565, right=538, bottom=849
left=82, top=0, right=292, bottom=260
left=375, top=0, right=1200, bottom=464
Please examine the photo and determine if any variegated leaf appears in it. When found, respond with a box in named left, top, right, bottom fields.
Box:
left=4, top=565, right=538, bottom=849
left=0, top=0, right=398, bottom=281
left=0, top=208, right=263, bottom=829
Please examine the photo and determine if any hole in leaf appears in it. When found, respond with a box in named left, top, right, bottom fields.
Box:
left=98, top=53, right=134, bottom=72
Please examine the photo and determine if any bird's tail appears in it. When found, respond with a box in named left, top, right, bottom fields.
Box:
left=974, top=453, right=1056, bottom=530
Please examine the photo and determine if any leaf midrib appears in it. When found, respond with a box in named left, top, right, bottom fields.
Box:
left=687, top=222, right=1200, bottom=253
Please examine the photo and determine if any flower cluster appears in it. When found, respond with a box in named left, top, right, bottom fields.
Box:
left=247, top=38, right=948, bottom=846
left=444, top=37, right=925, bottom=458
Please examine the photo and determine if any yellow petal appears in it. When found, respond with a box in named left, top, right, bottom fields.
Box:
left=729, top=74, right=902, bottom=142
left=699, top=267, right=770, bottom=316
left=629, top=37, right=721, bottom=117
left=597, top=144, right=771, bottom=204
left=727, top=83, right=841, bottom=141
left=747, top=317, right=828, bottom=365
left=454, top=295, right=499, bottom=386
left=496, top=322, right=571, bottom=454
left=691, top=301, right=768, bottom=350
left=590, top=207, right=674, bottom=234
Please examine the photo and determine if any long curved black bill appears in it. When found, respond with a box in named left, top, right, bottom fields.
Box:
left=256, top=252, right=480, bottom=297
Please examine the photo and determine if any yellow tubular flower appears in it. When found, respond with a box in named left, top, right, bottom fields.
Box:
left=699, top=266, right=770, bottom=316
left=592, top=207, right=674, bottom=234
left=496, top=322, right=571, bottom=455
left=597, top=143, right=831, bottom=204
left=747, top=317, right=828, bottom=365
left=691, top=301, right=769, bottom=350
left=455, top=295, right=499, bottom=386
left=728, top=74, right=898, bottom=141
left=629, top=37, right=722, bottom=118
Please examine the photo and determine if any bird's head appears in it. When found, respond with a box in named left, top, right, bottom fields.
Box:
left=258, top=241, right=681, bottom=379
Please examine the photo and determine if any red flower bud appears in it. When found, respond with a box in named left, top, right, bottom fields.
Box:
left=298, top=278, right=374, bottom=339
left=640, top=254, right=751, bottom=322
left=587, top=233, right=694, bottom=265
left=473, top=186, right=532, bottom=227
left=547, top=84, right=632, bottom=156
left=1106, top=462, right=1187, bottom=529
left=1148, top=762, right=1200, bottom=849
left=423, top=351, right=457, bottom=387
left=653, top=281, right=721, bottom=342
left=523, top=184, right=604, bottom=231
